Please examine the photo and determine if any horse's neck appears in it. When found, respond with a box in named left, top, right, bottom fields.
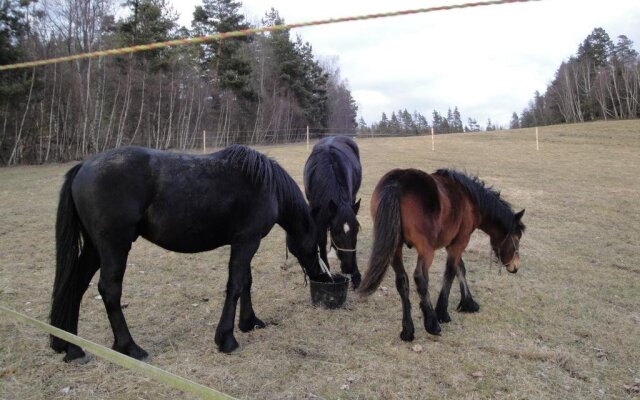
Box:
left=328, top=159, right=354, bottom=200
left=479, top=218, right=506, bottom=245
left=278, top=198, right=312, bottom=238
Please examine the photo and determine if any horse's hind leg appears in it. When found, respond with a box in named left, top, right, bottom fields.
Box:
left=456, top=259, right=480, bottom=313
left=52, top=241, right=100, bottom=362
left=414, top=254, right=441, bottom=335
left=215, top=239, right=260, bottom=353
left=238, top=254, right=266, bottom=333
left=97, top=242, right=148, bottom=360
left=391, top=247, right=414, bottom=342
left=435, top=257, right=457, bottom=323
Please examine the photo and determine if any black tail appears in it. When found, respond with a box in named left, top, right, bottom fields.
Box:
left=357, top=184, right=402, bottom=297
left=50, top=164, right=84, bottom=352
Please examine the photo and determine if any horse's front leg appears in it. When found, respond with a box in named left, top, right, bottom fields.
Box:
left=318, top=228, right=330, bottom=269
left=435, top=257, right=457, bottom=323
left=456, top=259, right=480, bottom=313
left=414, top=254, right=441, bottom=335
left=391, top=248, right=414, bottom=341
left=215, top=239, right=260, bottom=353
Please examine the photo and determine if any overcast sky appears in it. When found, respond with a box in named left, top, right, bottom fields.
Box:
left=171, top=0, right=640, bottom=127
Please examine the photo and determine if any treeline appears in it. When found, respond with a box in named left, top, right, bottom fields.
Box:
left=0, top=0, right=358, bottom=165
left=358, top=106, right=490, bottom=136
left=515, top=28, right=639, bottom=128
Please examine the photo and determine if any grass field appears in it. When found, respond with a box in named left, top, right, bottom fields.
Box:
left=1, top=120, right=639, bottom=399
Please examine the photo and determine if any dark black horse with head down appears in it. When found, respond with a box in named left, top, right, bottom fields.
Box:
left=304, top=136, right=362, bottom=288
left=50, top=145, right=329, bottom=362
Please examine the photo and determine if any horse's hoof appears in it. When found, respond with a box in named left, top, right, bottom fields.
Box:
left=217, top=336, right=240, bottom=353
left=50, top=336, right=67, bottom=353
left=350, top=274, right=361, bottom=290
left=436, top=308, right=452, bottom=323
left=129, top=346, right=149, bottom=361
left=400, top=330, right=414, bottom=342
left=239, top=316, right=266, bottom=332
left=426, top=322, right=441, bottom=336
left=457, top=299, right=480, bottom=313
left=63, top=345, right=88, bottom=363
left=113, top=342, right=149, bottom=360
left=65, top=353, right=92, bottom=365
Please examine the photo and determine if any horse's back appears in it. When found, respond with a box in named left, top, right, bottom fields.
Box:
left=374, top=168, right=479, bottom=250
left=319, top=135, right=360, bottom=159
left=69, top=146, right=280, bottom=253
left=374, top=168, right=440, bottom=215
left=305, top=136, right=361, bottom=197
left=72, top=146, right=156, bottom=220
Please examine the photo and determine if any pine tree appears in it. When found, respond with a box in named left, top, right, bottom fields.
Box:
left=432, top=110, right=442, bottom=133
left=577, top=27, right=613, bottom=67
left=389, top=111, right=401, bottom=134
left=192, top=0, right=254, bottom=99
left=509, top=112, right=521, bottom=129
left=118, top=0, right=178, bottom=70
left=413, top=111, right=428, bottom=134
left=452, top=107, right=463, bottom=133
left=400, top=109, right=415, bottom=134
left=467, top=118, right=480, bottom=132
left=379, top=112, right=389, bottom=134
left=612, top=35, right=638, bottom=64
left=0, top=0, right=36, bottom=101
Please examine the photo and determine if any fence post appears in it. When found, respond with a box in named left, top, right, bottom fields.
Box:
left=535, top=127, right=539, bottom=151
left=431, top=127, right=435, bottom=151
left=203, top=130, right=206, bottom=153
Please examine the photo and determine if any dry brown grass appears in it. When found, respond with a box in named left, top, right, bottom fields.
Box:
left=1, top=120, right=639, bottom=399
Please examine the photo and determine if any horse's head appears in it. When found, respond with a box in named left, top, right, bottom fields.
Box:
left=328, top=199, right=362, bottom=288
left=492, top=209, right=526, bottom=273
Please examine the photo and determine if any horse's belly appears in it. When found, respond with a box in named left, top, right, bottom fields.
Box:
left=141, top=230, right=229, bottom=253
left=139, top=216, right=231, bottom=253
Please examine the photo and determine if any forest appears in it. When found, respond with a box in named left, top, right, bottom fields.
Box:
left=361, top=28, right=639, bottom=135
left=517, top=28, right=639, bottom=128
left=0, top=0, right=358, bottom=164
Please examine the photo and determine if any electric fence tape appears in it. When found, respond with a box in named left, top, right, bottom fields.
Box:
left=0, top=0, right=541, bottom=71
left=0, top=305, right=236, bottom=400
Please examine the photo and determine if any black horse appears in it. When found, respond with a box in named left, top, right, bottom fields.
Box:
left=50, top=145, right=329, bottom=362
left=304, top=136, right=362, bottom=288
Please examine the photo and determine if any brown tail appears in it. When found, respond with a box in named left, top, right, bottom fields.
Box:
left=357, top=184, right=402, bottom=297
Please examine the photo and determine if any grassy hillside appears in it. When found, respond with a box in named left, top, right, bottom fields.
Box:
left=1, top=120, right=639, bottom=399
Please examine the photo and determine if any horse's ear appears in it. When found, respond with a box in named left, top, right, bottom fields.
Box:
left=328, top=200, right=338, bottom=217
left=353, top=198, right=361, bottom=214
left=514, top=209, right=525, bottom=221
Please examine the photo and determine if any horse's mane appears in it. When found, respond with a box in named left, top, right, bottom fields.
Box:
left=220, top=145, right=307, bottom=215
left=305, top=149, right=350, bottom=207
left=434, top=169, right=523, bottom=234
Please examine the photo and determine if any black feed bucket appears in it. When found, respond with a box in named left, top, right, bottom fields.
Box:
left=310, top=273, right=350, bottom=309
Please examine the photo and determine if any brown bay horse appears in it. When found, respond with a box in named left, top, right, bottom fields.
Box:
left=358, top=168, right=525, bottom=341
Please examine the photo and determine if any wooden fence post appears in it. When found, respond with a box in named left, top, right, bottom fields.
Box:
left=431, top=127, right=435, bottom=151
